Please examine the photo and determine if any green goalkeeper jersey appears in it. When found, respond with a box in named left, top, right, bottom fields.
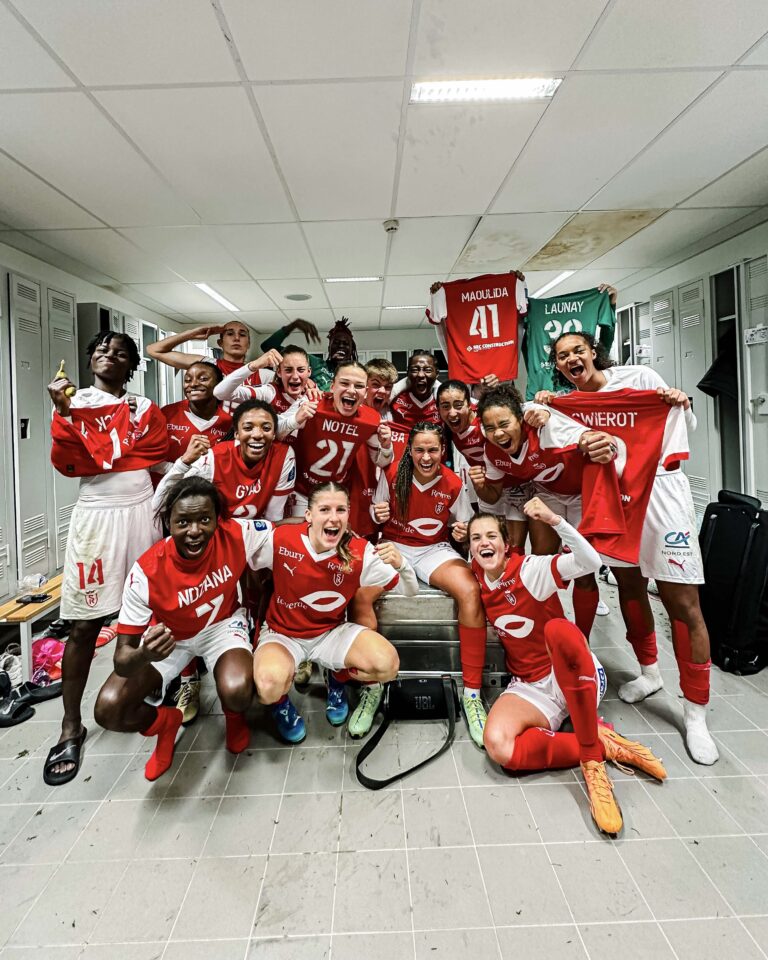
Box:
left=522, top=287, right=616, bottom=399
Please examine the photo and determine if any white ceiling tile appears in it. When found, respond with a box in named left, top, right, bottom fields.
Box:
left=325, top=281, right=383, bottom=309
left=336, top=308, right=382, bottom=329
left=255, top=82, right=403, bottom=220
left=681, top=148, right=768, bottom=209
left=492, top=72, right=718, bottom=213
left=126, top=283, right=229, bottom=313
left=0, top=229, right=115, bottom=285
left=383, top=275, right=436, bottom=306
left=0, top=6, right=74, bottom=89
left=303, top=221, right=387, bottom=278
left=414, top=0, right=606, bottom=76
left=588, top=208, right=759, bottom=269
left=222, top=0, right=412, bottom=80
left=0, top=154, right=101, bottom=229
left=381, top=307, right=426, bottom=327
left=387, top=217, right=477, bottom=274
left=120, top=226, right=248, bottom=281
left=588, top=72, right=768, bottom=210
left=258, top=278, right=328, bottom=308
left=95, top=87, right=291, bottom=225
left=281, top=308, right=337, bottom=333
left=580, top=0, right=768, bottom=69
left=525, top=210, right=664, bottom=270
left=12, top=0, right=238, bottom=85
left=25, top=229, right=179, bottom=283
left=181, top=310, right=289, bottom=332
left=212, top=224, right=316, bottom=279
left=453, top=213, right=570, bottom=274
left=543, top=269, right=635, bottom=296
left=182, top=282, right=277, bottom=312
left=0, top=92, right=196, bottom=226
left=397, top=102, right=546, bottom=217
left=741, top=36, right=768, bottom=64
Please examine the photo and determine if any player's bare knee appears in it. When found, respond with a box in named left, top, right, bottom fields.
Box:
left=255, top=669, right=292, bottom=705
left=368, top=643, right=398, bottom=681
left=484, top=723, right=512, bottom=765
left=217, top=673, right=253, bottom=713
left=94, top=684, right=124, bottom=731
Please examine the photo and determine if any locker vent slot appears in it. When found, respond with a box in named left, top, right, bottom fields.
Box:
left=681, top=312, right=702, bottom=328
left=23, top=543, right=47, bottom=566
left=653, top=321, right=671, bottom=336
left=57, top=503, right=75, bottom=527
left=58, top=533, right=68, bottom=555
left=53, top=326, right=73, bottom=342
left=687, top=475, right=709, bottom=509
left=757, top=489, right=768, bottom=509
left=750, top=293, right=768, bottom=312
left=50, top=295, right=72, bottom=314
left=653, top=296, right=671, bottom=312
left=23, top=514, right=46, bottom=536
left=16, top=280, right=39, bottom=304
left=0, top=525, right=4, bottom=546
left=637, top=302, right=650, bottom=319
left=680, top=286, right=701, bottom=303
left=638, top=328, right=651, bottom=340
left=748, top=258, right=768, bottom=279
left=18, top=317, right=40, bottom=335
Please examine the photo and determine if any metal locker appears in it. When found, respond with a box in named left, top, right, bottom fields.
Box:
left=635, top=301, right=652, bottom=366
left=742, top=255, right=768, bottom=507
left=123, top=314, right=144, bottom=395
left=650, top=290, right=677, bottom=387
left=0, top=269, right=17, bottom=600
left=46, top=288, right=79, bottom=569
left=9, top=273, right=50, bottom=577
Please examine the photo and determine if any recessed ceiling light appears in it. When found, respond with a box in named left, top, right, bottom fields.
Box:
left=285, top=293, right=312, bottom=301
left=410, top=78, right=562, bottom=104
left=194, top=282, right=240, bottom=312
left=531, top=271, right=576, bottom=298
left=383, top=305, right=424, bottom=310
left=324, top=276, right=382, bottom=283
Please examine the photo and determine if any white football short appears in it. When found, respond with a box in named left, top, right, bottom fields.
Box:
left=481, top=481, right=536, bottom=522
left=257, top=620, right=366, bottom=672
left=145, top=609, right=253, bottom=705
left=394, top=540, right=465, bottom=584
left=61, top=497, right=159, bottom=621
left=533, top=487, right=583, bottom=527
left=603, top=470, right=704, bottom=584
left=502, top=652, right=607, bottom=731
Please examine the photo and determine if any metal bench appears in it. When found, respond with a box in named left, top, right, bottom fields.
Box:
left=0, top=575, right=63, bottom=682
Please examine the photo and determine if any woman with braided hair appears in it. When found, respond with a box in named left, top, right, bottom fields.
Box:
left=371, top=422, right=489, bottom=747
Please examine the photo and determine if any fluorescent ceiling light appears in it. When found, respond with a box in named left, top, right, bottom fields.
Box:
left=383, top=305, right=424, bottom=310
left=530, top=271, right=576, bottom=299
left=194, top=282, right=240, bottom=312
left=410, top=78, right=562, bottom=104
left=324, top=276, right=382, bottom=283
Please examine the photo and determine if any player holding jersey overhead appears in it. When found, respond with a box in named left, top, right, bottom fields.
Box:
left=159, top=361, right=232, bottom=465
left=467, top=505, right=665, bottom=836
left=253, top=482, right=416, bottom=742
left=153, top=400, right=296, bottom=522
left=371, top=423, right=489, bottom=746
left=94, top=478, right=273, bottom=780
left=537, top=331, right=718, bottom=765
left=213, top=344, right=315, bottom=415
left=291, top=362, right=393, bottom=514
left=44, top=332, right=169, bottom=786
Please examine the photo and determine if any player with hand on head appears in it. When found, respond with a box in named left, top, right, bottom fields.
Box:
left=148, top=320, right=275, bottom=385
left=467, top=499, right=665, bottom=836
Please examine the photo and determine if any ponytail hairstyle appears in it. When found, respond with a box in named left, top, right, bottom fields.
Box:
left=155, top=476, right=224, bottom=530
left=393, top=421, right=444, bottom=520
left=307, top=481, right=355, bottom=572
left=549, top=331, right=614, bottom=389
left=476, top=384, right=524, bottom=426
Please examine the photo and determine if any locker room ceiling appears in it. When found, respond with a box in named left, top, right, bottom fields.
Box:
left=1, top=0, right=768, bottom=333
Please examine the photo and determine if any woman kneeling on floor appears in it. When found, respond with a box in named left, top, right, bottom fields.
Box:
left=94, top=477, right=273, bottom=780
left=465, top=500, right=666, bottom=836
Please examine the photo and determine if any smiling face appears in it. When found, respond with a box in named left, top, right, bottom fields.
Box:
left=410, top=430, right=442, bottom=483
left=183, top=362, right=217, bottom=406
left=328, top=326, right=355, bottom=364
left=89, top=334, right=133, bottom=386
left=331, top=364, right=367, bottom=417
left=279, top=351, right=311, bottom=399
left=481, top=404, right=523, bottom=455
left=169, top=494, right=218, bottom=561
left=366, top=375, right=394, bottom=412
left=306, top=489, right=349, bottom=553
left=217, top=322, right=250, bottom=361
left=554, top=334, right=597, bottom=389
left=407, top=355, right=438, bottom=400
left=468, top=516, right=508, bottom=578
left=438, top=387, right=472, bottom=433
left=235, top=408, right=275, bottom=466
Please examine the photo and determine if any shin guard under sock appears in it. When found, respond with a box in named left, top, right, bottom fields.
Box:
left=223, top=709, right=250, bottom=754
left=141, top=706, right=182, bottom=781
left=546, top=619, right=604, bottom=764
left=506, top=727, right=582, bottom=771
left=624, top=599, right=658, bottom=666
left=572, top=586, right=599, bottom=640
left=671, top=619, right=710, bottom=705
left=459, top=624, right=487, bottom=690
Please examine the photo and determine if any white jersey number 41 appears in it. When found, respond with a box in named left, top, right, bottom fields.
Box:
left=469, top=303, right=500, bottom=340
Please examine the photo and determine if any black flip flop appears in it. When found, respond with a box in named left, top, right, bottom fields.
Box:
left=16, top=680, right=63, bottom=703
left=0, top=671, right=10, bottom=701
left=43, top=726, right=88, bottom=787
left=0, top=689, right=36, bottom=728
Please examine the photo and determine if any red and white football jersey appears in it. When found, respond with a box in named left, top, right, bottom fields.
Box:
left=426, top=273, right=528, bottom=383
left=483, top=418, right=584, bottom=496
left=190, top=440, right=295, bottom=520
left=161, top=400, right=232, bottom=459
left=390, top=391, right=440, bottom=431
left=293, top=395, right=382, bottom=495
left=346, top=412, right=409, bottom=538
left=472, top=552, right=567, bottom=682
left=451, top=417, right=485, bottom=467
left=265, top=522, right=399, bottom=638
left=216, top=358, right=272, bottom=386
left=117, top=518, right=273, bottom=642
left=376, top=463, right=473, bottom=547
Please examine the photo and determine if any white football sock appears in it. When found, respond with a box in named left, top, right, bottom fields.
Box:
left=683, top=700, right=719, bottom=765
left=618, top=662, right=663, bottom=703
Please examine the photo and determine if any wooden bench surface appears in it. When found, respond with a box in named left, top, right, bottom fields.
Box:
left=0, top=574, right=63, bottom=623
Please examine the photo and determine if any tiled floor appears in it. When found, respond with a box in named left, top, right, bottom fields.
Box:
left=2, top=585, right=768, bottom=959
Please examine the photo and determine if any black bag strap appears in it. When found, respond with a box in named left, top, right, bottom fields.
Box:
left=355, top=676, right=456, bottom=790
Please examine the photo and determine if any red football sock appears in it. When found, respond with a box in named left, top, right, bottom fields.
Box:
left=223, top=709, right=250, bottom=753
left=624, top=598, right=658, bottom=666
left=459, top=624, right=487, bottom=689
left=332, top=669, right=352, bottom=684
left=141, top=706, right=182, bottom=781
left=546, top=618, right=604, bottom=763
left=181, top=659, right=198, bottom=679
left=505, top=727, right=582, bottom=770
left=572, top=586, right=599, bottom=640
left=671, top=619, right=710, bottom=705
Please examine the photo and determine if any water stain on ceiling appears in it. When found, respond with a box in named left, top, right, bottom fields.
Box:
left=524, top=209, right=665, bottom=269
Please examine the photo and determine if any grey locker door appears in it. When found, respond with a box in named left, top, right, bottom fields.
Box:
left=123, top=315, right=144, bottom=396
left=9, top=273, right=50, bottom=576
left=743, top=256, right=768, bottom=507
left=0, top=271, right=16, bottom=600
left=47, top=288, right=79, bottom=569
left=650, top=290, right=677, bottom=387
left=636, top=301, right=652, bottom=366
left=676, top=279, right=712, bottom=519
